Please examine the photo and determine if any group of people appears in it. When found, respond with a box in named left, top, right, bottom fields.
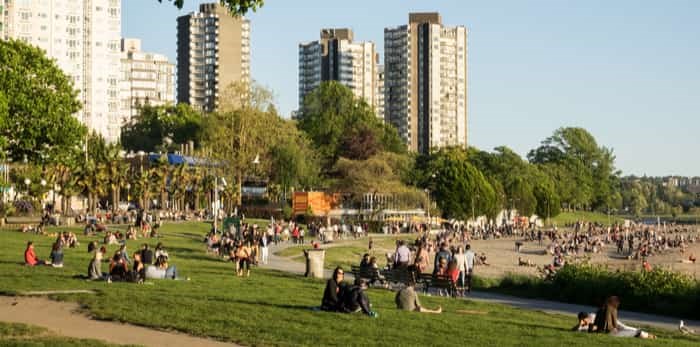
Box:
left=320, top=266, right=445, bottom=317
left=87, top=241, right=179, bottom=282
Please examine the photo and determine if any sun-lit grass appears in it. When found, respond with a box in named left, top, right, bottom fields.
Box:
left=0, top=222, right=698, bottom=346
left=549, top=211, right=625, bottom=226
left=0, top=321, right=130, bottom=347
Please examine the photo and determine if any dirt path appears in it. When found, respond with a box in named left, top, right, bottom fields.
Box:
left=0, top=296, right=241, bottom=347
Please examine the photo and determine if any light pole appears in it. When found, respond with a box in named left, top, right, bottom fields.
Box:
left=424, top=188, right=430, bottom=233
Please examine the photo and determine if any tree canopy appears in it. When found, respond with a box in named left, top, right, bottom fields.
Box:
left=0, top=39, right=86, bottom=163
left=159, top=0, right=264, bottom=15
left=121, top=104, right=204, bottom=152
left=298, top=81, right=405, bottom=172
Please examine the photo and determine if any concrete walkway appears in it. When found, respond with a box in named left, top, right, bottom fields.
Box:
left=263, top=241, right=700, bottom=333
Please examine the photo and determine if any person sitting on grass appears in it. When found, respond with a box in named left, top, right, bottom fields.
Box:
left=154, top=242, right=168, bottom=262
left=24, top=241, right=46, bottom=266
left=109, top=251, right=129, bottom=281
left=592, top=296, right=656, bottom=339
left=140, top=244, right=154, bottom=265
left=395, top=279, right=442, bottom=314
left=49, top=241, right=64, bottom=268
left=339, top=278, right=377, bottom=317
left=321, top=267, right=345, bottom=311
left=131, top=252, right=145, bottom=283
left=88, top=246, right=107, bottom=280
left=359, top=253, right=371, bottom=270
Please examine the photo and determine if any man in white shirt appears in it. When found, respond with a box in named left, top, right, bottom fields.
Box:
left=393, top=240, right=411, bottom=268
left=464, top=244, right=476, bottom=292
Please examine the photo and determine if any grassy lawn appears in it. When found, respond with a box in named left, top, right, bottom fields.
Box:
left=550, top=211, right=626, bottom=226
left=274, top=234, right=418, bottom=270
left=0, top=222, right=698, bottom=346
left=0, top=321, right=128, bottom=347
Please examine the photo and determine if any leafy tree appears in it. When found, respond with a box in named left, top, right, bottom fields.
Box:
left=121, top=104, right=204, bottom=152
left=332, top=152, right=427, bottom=211
left=159, top=0, right=264, bottom=15
left=0, top=39, right=86, bottom=163
left=528, top=127, right=617, bottom=210
left=269, top=130, right=321, bottom=201
left=298, top=81, right=405, bottom=171
left=203, top=82, right=286, bottom=206
left=420, top=147, right=498, bottom=220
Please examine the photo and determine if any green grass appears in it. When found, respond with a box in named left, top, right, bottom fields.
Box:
left=550, top=211, right=625, bottom=226
left=0, top=321, right=128, bottom=347
left=1, top=223, right=699, bottom=346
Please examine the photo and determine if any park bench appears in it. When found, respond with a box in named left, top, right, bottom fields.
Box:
left=4, top=216, right=42, bottom=225
left=350, top=265, right=376, bottom=281
left=381, top=268, right=414, bottom=287
left=419, top=273, right=456, bottom=297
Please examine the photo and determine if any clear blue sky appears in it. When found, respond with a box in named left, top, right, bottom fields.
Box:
left=123, top=0, right=700, bottom=177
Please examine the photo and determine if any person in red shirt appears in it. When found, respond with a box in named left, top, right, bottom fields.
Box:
left=24, top=241, right=45, bottom=266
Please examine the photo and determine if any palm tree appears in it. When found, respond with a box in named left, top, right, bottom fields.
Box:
left=149, top=155, right=170, bottom=211
left=103, top=145, right=129, bottom=213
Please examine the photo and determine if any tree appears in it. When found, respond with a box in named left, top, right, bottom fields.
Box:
left=269, top=130, right=321, bottom=202
left=298, top=81, right=405, bottom=171
left=528, top=127, right=617, bottom=210
left=0, top=39, right=86, bottom=163
left=332, top=152, right=427, bottom=211
left=420, top=148, right=498, bottom=220
left=159, top=0, right=264, bottom=15
left=203, top=82, right=284, bottom=206
left=121, top=104, right=204, bottom=152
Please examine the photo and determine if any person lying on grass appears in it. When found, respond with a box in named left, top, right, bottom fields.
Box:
left=395, top=279, right=442, bottom=314
left=321, top=267, right=346, bottom=312
left=24, top=241, right=46, bottom=266
left=339, top=278, right=377, bottom=317
left=145, top=258, right=180, bottom=280
left=587, top=296, right=656, bottom=339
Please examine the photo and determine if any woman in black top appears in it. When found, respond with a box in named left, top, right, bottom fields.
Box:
left=321, top=267, right=345, bottom=311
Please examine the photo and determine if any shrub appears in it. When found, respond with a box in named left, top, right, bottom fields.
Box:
left=483, top=263, right=700, bottom=319
left=12, top=200, right=34, bottom=216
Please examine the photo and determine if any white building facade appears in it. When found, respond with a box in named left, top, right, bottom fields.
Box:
left=384, top=13, right=468, bottom=153
left=120, top=38, right=176, bottom=124
left=2, top=0, right=123, bottom=142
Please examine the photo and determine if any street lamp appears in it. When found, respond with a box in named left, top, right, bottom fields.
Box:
left=424, top=188, right=431, bottom=233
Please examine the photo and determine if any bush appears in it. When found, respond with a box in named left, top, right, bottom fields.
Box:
left=12, top=200, right=34, bottom=216
left=481, top=263, right=700, bottom=319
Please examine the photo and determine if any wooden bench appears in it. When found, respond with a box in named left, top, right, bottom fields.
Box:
left=419, top=273, right=456, bottom=297
left=381, top=268, right=414, bottom=286
left=4, top=216, right=43, bottom=226
left=350, top=265, right=375, bottom=281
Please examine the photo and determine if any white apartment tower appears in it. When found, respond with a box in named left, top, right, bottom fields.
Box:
left=298, top=28, right=380, bottom=117
left=120, top=38, right=176, bottom=124
left=2, top=0, right=123, bottom=142
left=384, top=13, right=468, bottom=153
left=177, top=3, right=250, bottom=113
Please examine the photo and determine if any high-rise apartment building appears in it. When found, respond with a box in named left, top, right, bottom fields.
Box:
left=298, top=28, right=379, bottom=115
left=177, top=3, right=250, bottom=113
left=385, top=13, right=468, bottom=153
left=2, top=0, right=123, bottom=142
left=120, top=38, right=176, bottom=125
left=375, top=65, right=385, bottom=121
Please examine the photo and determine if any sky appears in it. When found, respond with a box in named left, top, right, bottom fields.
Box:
left=123, top=0, right=700, bottom=177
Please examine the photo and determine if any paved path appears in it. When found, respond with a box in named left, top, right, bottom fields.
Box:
left=263, top=241, right=700, bottom=333
left=0, top=296, right=240, bottom=347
